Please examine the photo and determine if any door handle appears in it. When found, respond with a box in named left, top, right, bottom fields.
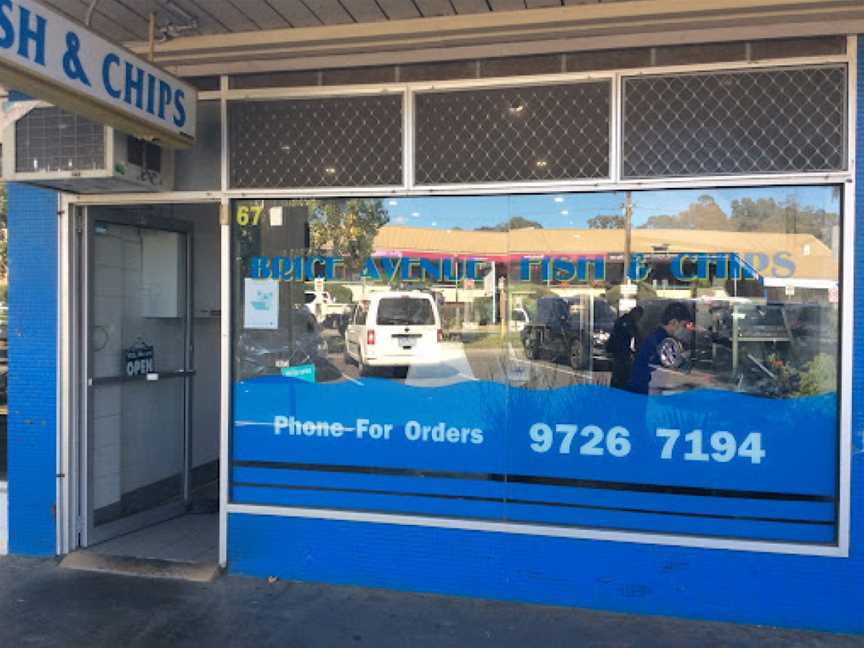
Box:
left=89, top=369, right=197, bottom=386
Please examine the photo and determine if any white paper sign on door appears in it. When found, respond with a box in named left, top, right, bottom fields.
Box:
left=244, top=278, right=279, bottom=330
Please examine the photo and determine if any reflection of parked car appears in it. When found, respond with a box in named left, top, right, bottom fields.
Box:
left=236, top=307, right=328, bottom=380
left=509, top=307, right=530, bottom=332
left=344, top=291, right=442, bottom=376
left=521, top=296, right=615, bottom=370
left=304, top=290, right=352, bottom=331
left=784, top=303, right=838, bottom=358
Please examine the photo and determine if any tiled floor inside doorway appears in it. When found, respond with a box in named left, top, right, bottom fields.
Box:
left=88, top=512, right=218, bottom=564
left=87, top=483, right=219, bottom=564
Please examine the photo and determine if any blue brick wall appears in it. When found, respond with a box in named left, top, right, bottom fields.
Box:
left=7, top=184, right=58, bottom=556
left=226, top=41, right=864, bottom=633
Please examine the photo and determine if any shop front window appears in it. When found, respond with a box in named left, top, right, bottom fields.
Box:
left=231, top=185, right=841, bottom=545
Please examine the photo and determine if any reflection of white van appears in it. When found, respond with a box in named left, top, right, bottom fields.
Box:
left=510, top=307, right=530, bottom=332
left=345, top=291, right=442, bottom=375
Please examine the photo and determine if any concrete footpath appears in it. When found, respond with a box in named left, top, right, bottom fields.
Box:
left=0, top=556, right=861, bottom=648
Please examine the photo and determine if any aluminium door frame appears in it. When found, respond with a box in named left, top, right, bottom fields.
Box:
left=59, top=197, right=223, bottom=555
left=80, top=207, right=193, bottom=548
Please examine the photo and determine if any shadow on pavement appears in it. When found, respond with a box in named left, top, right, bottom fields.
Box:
left=0, top=556, right=859, bottom=648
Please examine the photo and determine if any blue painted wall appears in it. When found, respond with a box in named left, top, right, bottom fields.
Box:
left=226, top=41, right=864, bottom=633
left=7, top=183, right=58, bottom=556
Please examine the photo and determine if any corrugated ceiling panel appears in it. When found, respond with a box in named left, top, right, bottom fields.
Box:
left=266, top=0, right=325, bottom=26
left=164, top=0, right=229, bottom=33
left=185, top=0, right=260, bottom=30
left=338, top=0, right=388, bottom=22
left=40, top=0, right=140, bottom=41
left=489, top=0, right=529, bottom=11
left=451, top=0, right=492, bottom=13
left=229, top=0, right=292, bottom=28
left=376, top=0, right=422, bottom=20
left=38, top=0, right=616, bottom=40
left=85, top=0, right=151, bottom=40
left=415, top=0, right=456, bottom=18
left=301, top=0, right=355, bottom=24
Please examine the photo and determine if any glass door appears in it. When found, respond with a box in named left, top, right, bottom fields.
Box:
left=83, top=208, right=193, bottom=546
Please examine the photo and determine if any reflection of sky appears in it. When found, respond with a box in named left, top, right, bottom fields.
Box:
left=383, top=186, right=839, bottom=230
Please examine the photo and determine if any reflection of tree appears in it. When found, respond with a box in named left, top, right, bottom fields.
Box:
left=308, top=199, right=389, bottom=274
left=729, top=197, right=836, bottom=244
left=476, top=216, right=543, bottom=232
left=587, top=214, right=625, bottom=229
left=639, top=194, right=838, bottom=245
left=641, top=195, right=729, bottom=231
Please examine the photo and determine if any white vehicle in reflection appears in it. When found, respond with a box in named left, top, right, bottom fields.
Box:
left=344, top=291, right=443, bottom=377
left=304, top=290, right=352, bottom=331
left=509, top=307, right=530, bottom=333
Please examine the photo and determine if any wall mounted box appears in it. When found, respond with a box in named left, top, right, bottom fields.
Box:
left=2, top=106, right=174, bottom=194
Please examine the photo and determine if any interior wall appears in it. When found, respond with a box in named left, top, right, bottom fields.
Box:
left=90, top=203, right=221, bottom=514
left=180, top=204, right=221, bottom=473
left=91, top=220, right=186, bottom=507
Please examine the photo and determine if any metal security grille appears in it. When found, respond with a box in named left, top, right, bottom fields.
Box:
left=15, top=107, right=105, bottom=173
left=414, top=82, right=611, bottom=185
left=622, top=65, right=847, bottom=178
left=229, top=95, right=403, bottom=188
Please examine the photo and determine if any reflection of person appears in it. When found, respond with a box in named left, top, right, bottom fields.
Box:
left=626, top=302, right=691, bottom=395
left=607, top=306, right=643, bottom=389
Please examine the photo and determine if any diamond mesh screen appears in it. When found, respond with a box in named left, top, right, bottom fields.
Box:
left=229, top=96, right=403, bottom=188
left=414, top=82, right=611, bottom=184
left=15, top=107, right=105, bottom=173
left=622, top=65, right=847, bottom=178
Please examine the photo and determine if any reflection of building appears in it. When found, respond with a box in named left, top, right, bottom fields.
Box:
left=373, top=225, right=837, bottom=299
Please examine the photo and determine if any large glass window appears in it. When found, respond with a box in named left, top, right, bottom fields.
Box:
left=231, top=185, right=841, bottom=545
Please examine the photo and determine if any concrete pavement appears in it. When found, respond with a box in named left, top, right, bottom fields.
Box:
left=0, top=556, right=861, bottom=648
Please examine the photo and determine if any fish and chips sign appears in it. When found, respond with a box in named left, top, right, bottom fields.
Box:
left=0, top=0, right=196, bottom=148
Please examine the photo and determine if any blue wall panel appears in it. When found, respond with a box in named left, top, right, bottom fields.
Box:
left=226, top=38, right=864, bottom=633
left=7, top=183, right=58, bottom=556
left=229, top=513, right=862, bottom=631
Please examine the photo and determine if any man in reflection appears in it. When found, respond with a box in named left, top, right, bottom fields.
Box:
left=607, top=305, right=643, bottom=389
left=626, top=302, right=691, bottom=395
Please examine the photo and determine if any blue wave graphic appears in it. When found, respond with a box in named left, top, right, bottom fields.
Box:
left=233, top=376, right=837, bottom=496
